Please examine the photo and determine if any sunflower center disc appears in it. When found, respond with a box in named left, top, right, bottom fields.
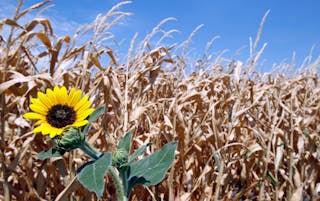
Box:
left=46, top=104, right=76, bottom=128
left=56, top=110, right=68, bottom=119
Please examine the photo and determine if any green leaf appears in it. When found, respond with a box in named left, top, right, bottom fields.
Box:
left=88, top=106, right=105, bottom=123
left=82, top=106, right=105, bottom=135
left=267, top=170, right=277, bottom=186
left=128, top=142, right=152, bottom=163
left=118, top=130, right=132, bottom=154
left=77, top=152, right=112, bottom=198
left=127, top=141, right=177, bottom=192
left=37, top=148, right=63, bottom=160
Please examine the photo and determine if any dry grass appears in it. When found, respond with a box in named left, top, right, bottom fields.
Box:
left=0, top=1, right=320, bottom=201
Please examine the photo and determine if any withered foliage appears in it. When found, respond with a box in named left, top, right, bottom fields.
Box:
left=0, top=1, right=319, bottom=201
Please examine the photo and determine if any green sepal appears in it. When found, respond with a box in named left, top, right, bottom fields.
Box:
left=54, top=127, right=84, bottom=153
left=77, top=152, right=112, bottom=198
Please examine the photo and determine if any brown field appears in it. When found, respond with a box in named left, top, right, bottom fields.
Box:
left=0, top=1, right=319, bottom=201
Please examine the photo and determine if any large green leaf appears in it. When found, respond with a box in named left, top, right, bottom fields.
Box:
left=37, top=148, right=62, bottom=160
left=128, top=142, right=151, bottom=163
left=127, top=141, right=177, bottom=192
left=82, top=106, right=105, bottom=135
left=77, top=152, right=112, bottom=198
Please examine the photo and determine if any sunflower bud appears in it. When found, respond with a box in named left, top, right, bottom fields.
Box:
left=112, top=148, right=128, bottom=167
left=54, top=127, right=85, bottom=154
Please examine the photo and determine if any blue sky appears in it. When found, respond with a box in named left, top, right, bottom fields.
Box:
left=1, top=0, right=320, bottom=72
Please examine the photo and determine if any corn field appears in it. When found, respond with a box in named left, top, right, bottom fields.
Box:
left=0, top=1, right=319, bottom=201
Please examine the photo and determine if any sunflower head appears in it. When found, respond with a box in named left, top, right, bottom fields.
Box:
left=112, top=148, right=128, bottom=167
left=24, top=86, right=94, bottom=138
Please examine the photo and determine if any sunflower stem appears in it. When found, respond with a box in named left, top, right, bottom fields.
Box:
left=109, top=167, right=127, bottom=201
left=79, top=141, right=102, bottom=160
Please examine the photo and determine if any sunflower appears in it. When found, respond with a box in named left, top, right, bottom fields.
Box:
left=24, top=86, right=94, bottom=138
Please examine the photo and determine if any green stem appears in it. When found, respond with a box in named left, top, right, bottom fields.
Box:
left=109, top=167, right=127, bottom=201
left=79, top=141, right=127, bottom=201
left=119, top=167, right=129, bottom=197
left=79, top=141, right=102, bottom=160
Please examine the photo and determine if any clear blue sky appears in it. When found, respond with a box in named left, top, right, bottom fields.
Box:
left=1, top=0, right=320, bottom=72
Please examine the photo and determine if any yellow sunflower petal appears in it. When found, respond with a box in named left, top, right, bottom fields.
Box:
left=53, top=86, right=60, bottom=93
left=68, top=88, right=82, bottom=107
left=59, top=86, right=68, bottom=104
left=38, top=91, right=52, bottom=108
left=56, top=128, right=64, bottom=135
left=49, top=129, right=57, bottom=138
left=23, top=112, right=44, bottom=120
left=53, top=86, right=67, bottom=105
left=67, top=88, right=76, bottom=105
left=31, top=97, right=49, bottom=111
left=53, top=86, right=62, bottom=103
left=42, top=123, right=54, bottom=134
left=29, top=104, right=48, bottom=115
left=33, top=125, right=42, bottom=133
left=74, top=95, right=90, bottom=111
left=72, top=120, right=89, bottom=127
left=77, top=108, right=95, bottom=121
left=76, top=101, right=91, bottom=114
left=48, top=127, right=63, bottom=138
left=46, top=88, right=57, bottom=105
left=30, top=98, right=38, bottom=104
left=35, top=119, right=44, bottom=125
left=33, top=124, right=48, bottom=134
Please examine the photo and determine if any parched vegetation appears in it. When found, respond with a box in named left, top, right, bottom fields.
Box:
left=0, top=1, right=319, bottom=200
